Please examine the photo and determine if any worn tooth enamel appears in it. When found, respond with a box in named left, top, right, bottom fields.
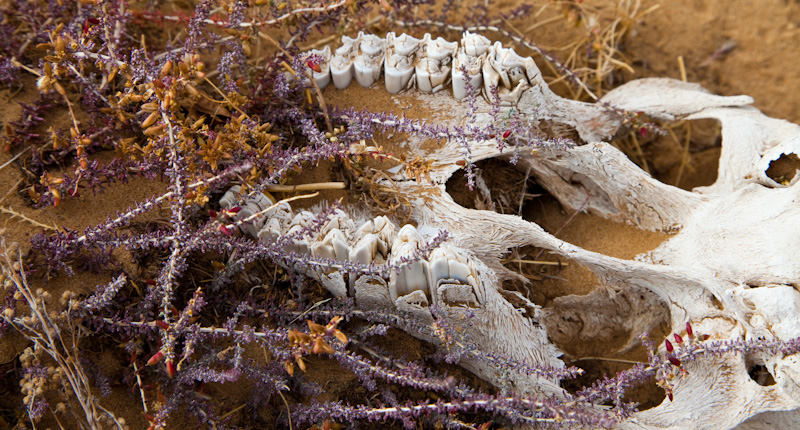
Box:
left=354, top=32, right=385, bottom=88
left=404, top=260, right=430, bottom=296
left=393, top=224, right=422, bottom=247
left=330, top=34, right=359, bottom=89
left=481, top=42, right=531, bottom=105
left=373, top=216, right=396, bottom=255
left=452, top=33, right=489, bottom=100
left=313, top=229, right=349, bottom=264
left=219, top=185, right=241, bottom=209
left=388, top=225, right=431, bottom=302
left=384, top=33, right=423, bottom=94
left=429, top=248, right=451, bottom=283
left=332, top=237, right=349, bottom=261
left=448, top=259, right=471, bottom=284
left=312, top=242, right=335, bottom=260
left=286, top=224, right=310, bottom=255
left=257, top=218, right=282, bottom=242
left=351, top=234, right=378, bottom=265
left=417, top=39, right=453, bottom=94
left=462, top=31, right=491, bottom=56
left=425, top=34, right=458, bottom=61
left=308, top=45, right=332, bottom=89
left=321, top=209, right=354, bottom=236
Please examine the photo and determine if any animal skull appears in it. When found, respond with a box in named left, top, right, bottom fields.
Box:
left=228, top=32, right=800, bottom=429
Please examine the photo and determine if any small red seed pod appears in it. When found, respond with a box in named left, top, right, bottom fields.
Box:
left=686, top=322, right=694, bottom=337
left=166, top=359, right=176, bottom=378
left=218, top=224, right=231, bottom=236
left=307, top=60, right=322, bottom=73
left=502, top=130, right=512, bottom=139
left=146, top=351, right=164, bottom=366
left=668, top=393, right=674, bottom=402
left=665, top=339, right=673, bottom=352
left=674, top=333, right=684, bottom=344
left=639, top=126, right=648, bottom=139
left=155, top=320, right=169, bottom=330
left=668, top=355, right=681, bottom=367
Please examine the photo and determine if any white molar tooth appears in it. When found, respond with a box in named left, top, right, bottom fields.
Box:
left=448, top=259, right=471, bottom=284
left=425, top=34, right=458, bottom=61
left=429, top=248, right=451, bottom=283
left=482, top=42, right=531, bottom=105
left=289, top=211, right=316, bottom=229
left=357, top=216, right=396, bottom=257
left=351, top=234, right=378, bottom=265
left=308, top=45, right=331, bottom=89
left=219, top=185, right=241, bottom=209
left=385, top=33, right=423, bottom=94
left=257, top=218, right=283, bottom=243
left=394, top=32, right=424, bottom=56
left=312, top=242, right=336, bottom=261
left=461, top=31, right=491, bottom=57
left=388, top=234, right=431, bottom=302
left=354, top=32, right=385, bottom=88
left=285, top=224, right=311, bottom=255
left=330, top=34, right=359, bottom=89
left=452, top=51, right=486, bottom=100
left=356, top=219, right=375, bottom=236
left=390, top=259, right=431, bottom=301
left=313, top=228, right=349, bottom=262
left=416, top=35, right=457, bottom=93
left=394, top=224, right=422, bottom=246
left=320, top=209, right=354, bottom=237
left=490, top=42, right=531, bottom=88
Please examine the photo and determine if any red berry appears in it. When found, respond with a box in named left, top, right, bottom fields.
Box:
left=668, top=356, right=681, bottom=367
left=665, top=339, right=673, bottom=352
left=686, top=322, right=694, bottom=337
left=674, top=333, right=684, bottom=344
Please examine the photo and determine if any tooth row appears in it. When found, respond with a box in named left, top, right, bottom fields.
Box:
left=219, top=188, right=482, bottom=311
left=306, top=31, right=541, bottom=105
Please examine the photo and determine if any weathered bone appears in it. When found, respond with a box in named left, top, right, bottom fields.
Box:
left=261, top=31, right=800, bottom=429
